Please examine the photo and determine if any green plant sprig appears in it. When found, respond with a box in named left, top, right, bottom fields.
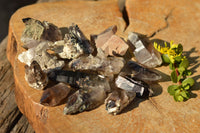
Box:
left=154, top=41, right=195, bottom=102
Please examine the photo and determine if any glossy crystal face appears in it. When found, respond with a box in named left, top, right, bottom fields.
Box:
left=128, top=32, right=162, bottom=68
left=40, top=83, right=72, bottom=106
left=24, top=61, right=48, bottom=90
left=120, top=60, right=162, bottom=82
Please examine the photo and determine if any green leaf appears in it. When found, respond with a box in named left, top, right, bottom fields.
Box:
left=171, top=70, right=178, bottom=83
left=162, top=54, right=170, bottom=64
left=174, top=89, right=182, bottom=102
left=174, top=95, right=178, bottom=101
left=178, top=67, right=185, bottom=74
left=183, top=84, right=190, bottom=90
left=174, top=94, right=184, bottom=102
left=177, top=74, right=182, bottom=82
left=177, top=95, right=184, bottom=102
left=180, top=90, right=189, bottom=99
left=174, top=56, right=182, bottom=62
left=175, top=89, right=180, bottom=95
left=179, top=58, right=189, bottom=68
left=185, top=91, right=190, bottom=99
left=182, top=78, right=195, bottom=87
left=168, top=85, right=179, bottom=95
left=186, top=70, right=192, bottom=76
left=176, top=44, right=183, bottom=54
left=169, top=63, right=175, bottom=70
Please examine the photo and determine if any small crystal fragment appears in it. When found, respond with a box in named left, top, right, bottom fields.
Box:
left=48, top=70, right=87, bottom=88
left=52, top=24, right=94, bottom=59
left=128, top=32, right=162, bottom=68
left=68, top=48, right=125, bottom=78
left=34, top=50, right=65, bottom=72
left=91, top=25, right=117, bottom=48
left=18, top=48, right=36, bottom=66
left=18, top=42, right=65, bottom=72
left=63, top=85, right=109, bottom=114
left=42, top=21, right=62, bottom=42
left=21, top=18, right=62, bottom=49
left=25, top=61, right=48, bottom=90
left=101, top=35, right=129, bottom=56
left=91, top=26, right=128, bottom=56
left=115, top=75, right=151, bottom=98
left=105, top=89, right=136, bottom=115
left=48, top=70, right=111, bottom=92
left=40, top=83, right=73, bottom=106
left=120, top=61, right=162, bottom=82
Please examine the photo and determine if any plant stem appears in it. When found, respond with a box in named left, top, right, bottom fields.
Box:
left=174, top=63, right=181, bottom=84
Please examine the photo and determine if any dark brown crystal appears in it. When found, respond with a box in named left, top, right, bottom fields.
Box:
left=24, top=61, right=48, bottom=90
left=120, top=61, right=162, bottom=82
left=40, top=83, right=73, bottom=106
left=64, top=85, right=109, bottom=114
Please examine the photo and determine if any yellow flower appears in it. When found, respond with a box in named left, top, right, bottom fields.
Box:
left=154, top=42, right=169, bottom=54
left=154, top=41, right=183, bottom=63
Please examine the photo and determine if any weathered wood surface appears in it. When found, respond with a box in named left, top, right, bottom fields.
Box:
left=0, top=0, right=125, bottom=133
left=7, top=0, right=200, bottom=133
left=0, top=37, right=35, bottom=133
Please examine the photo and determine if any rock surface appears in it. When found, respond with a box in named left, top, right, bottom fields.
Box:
left=6, top=0, right=200, bottom=133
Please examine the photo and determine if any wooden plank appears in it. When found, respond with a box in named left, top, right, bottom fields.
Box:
left=0, top=37, right=34, bottom=133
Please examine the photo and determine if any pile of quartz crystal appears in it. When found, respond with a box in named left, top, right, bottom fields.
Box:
left=18, top=18, right=162, bottom=115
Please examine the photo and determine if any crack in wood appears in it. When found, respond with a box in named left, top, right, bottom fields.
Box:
left=122, top=5, right=130, bottom=31
left=6, top=109, right=23, bottom=133
left=148, top=97, right=165, bottom=116
left=148, top=9, right=174, bottom=38
left=118, top=0, right=129, bottom=31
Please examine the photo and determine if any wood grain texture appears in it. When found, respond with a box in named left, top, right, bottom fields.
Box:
left=0, top=37, right=35, bottom=133
left=7, top=0, right=200, bottom=133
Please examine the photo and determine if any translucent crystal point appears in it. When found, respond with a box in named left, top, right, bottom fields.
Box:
left=48, top=70, right=111, bottom=92
left=128, top=32, right=162, bottom=68
left=68, top=48, right=125, bottom=78
left=25, top=61, right=48, bottom=90
left=105, top=89, right=136, bottom=115
left=115, top=75, right=151, bottom=98
left=40, top=83, right=73, bottom=106
left=120, top=60, right=162, bottom=82
left=63, top=86, right=108, bottom=114
left=63, top=74, right=110, bottom=114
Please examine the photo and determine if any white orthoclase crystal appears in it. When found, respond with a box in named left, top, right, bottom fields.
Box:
left=18, top=42, right=65, bottom=72
left=18, top=48, right=35, bottom=66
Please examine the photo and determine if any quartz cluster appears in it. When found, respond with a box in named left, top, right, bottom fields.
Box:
left=18, top=18, right=162, bottom=115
